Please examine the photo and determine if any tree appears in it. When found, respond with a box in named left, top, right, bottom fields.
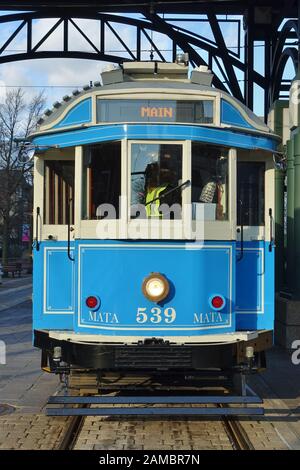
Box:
left=0, top=88, right=46, bottom=265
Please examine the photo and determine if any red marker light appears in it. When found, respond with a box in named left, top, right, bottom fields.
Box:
left=211, top=295, right=224, bottom=310
left=86, top=296, right=99, bottom=309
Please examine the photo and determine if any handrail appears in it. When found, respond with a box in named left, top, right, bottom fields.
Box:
left=67, top=198, right=75, bottom=262
left=237, top=199, right=244, bottom=262
left=269, top=208, right=274, bottom=252
left=35, top=206, right=40, bottom=251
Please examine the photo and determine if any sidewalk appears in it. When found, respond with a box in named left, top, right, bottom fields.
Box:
left=0, top=275, right=32, bottom=311
left=0, top=274, right=32, bottom=290
left=0, top=300, right=59, bottom=413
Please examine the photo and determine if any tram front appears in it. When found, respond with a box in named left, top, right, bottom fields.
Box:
left=30, top=61, right=279, bottom=372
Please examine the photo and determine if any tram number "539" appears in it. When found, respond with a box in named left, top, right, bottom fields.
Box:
left=136, top=307, right=176, bottom=324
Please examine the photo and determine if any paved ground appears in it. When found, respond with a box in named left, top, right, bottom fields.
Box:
left=74, top=418, right=234, bottom=450
left=0, top=275, right=32, bottom=312
left=246, top=348, right=300, bottom=450
left=0, top=277, right=59, bottom=413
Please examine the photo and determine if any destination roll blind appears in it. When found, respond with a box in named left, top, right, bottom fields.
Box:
left=97, top=99, right=214, bottom=124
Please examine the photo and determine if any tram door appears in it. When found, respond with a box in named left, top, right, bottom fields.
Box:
left=236, top=150, right=275, bottom=331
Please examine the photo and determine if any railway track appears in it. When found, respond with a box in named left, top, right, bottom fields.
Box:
left=58, top=405, right=254, bottom=450
left=56, top=371, right=255, bottom=451
left=58, top=413, right=86, bottom=450
left=221, top=414, right=254, bottom=450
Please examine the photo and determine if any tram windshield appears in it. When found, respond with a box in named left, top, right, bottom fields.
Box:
left=80, top=140, right=229, bottom=223
left=130, top=143, right=183, bottom=220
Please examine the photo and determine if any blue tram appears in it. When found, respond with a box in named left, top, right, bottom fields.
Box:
left=30, top=60, right=279, bottom=378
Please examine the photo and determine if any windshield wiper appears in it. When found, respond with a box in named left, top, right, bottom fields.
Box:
left=144, top=179, right=191, bottom=207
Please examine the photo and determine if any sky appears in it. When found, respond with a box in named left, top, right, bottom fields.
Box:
left=0, top=11, right=296, bottom=117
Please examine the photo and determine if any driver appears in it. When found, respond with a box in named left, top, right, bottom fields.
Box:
left=144, top=162, right=179, bottom=218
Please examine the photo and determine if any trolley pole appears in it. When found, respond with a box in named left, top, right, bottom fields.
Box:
left=294, top=132, right=300, bottom=298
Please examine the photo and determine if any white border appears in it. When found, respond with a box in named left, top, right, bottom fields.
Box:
left=235, top=247, right=265, bottom=314
left=77, top=243, right=233, bottom=332
left=43, top=246, right=75, bottom=314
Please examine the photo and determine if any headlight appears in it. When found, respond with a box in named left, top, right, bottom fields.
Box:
left=142, top=272, right=169, bottom=302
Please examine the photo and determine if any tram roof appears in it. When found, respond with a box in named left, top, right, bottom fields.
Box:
left=30, top=62, right=280, bottom=149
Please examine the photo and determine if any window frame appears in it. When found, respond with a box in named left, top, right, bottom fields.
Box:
left=127, top=139, right=191, bottom=240
left=97, top=98, right=215, bottom=125
left=34, top=149, right=76, bottom=242
left=95, top=92, right=219, bottom=126
left=191, top=146, right=236, bottom=241
left=34, top=141, right=245, bottom=242
left=237, top=150, right=275, bottom=242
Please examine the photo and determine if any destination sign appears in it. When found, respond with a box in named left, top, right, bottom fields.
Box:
left=97, top=99, right=213, bottom=124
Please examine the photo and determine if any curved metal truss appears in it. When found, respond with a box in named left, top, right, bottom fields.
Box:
left=0, top=9, right=298, bottom=119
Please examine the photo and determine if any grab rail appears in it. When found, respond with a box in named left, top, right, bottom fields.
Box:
left=35, top=206, right=40, bottom=251
left=237, top=199, right=244, bottom=262
left=269, top=208, right=274, bottom=252
left=67, top=198, right=75, bottom=262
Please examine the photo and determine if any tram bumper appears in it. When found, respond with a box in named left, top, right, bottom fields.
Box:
left=34, top=329, right=273, bottom=372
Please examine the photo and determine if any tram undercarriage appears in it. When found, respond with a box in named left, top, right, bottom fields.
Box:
left=35, top=329, right=272, bottom=375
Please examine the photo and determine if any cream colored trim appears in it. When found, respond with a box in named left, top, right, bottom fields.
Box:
left=42, top=224, right=68, bottom=240
left=183, top=140, right=192, bottom=239
left=191, top=146, right=234, bottom=241
left=91, top=93, right=97, bottom=125
left=215, top=93, right=221, bottom=127
left=229, top=148, right=237, bottom=240
left=54, top=174, right=59, bottom=225
left=121, top=138, right=128, bottom=227
left=44, top=163, right=50, bottom=225
left=126, top=139, right=190, bottom=240
left=96, top=89, right=218, bottom=100
left=39, top=149, right=76, bottom=241
left=265, top=160, right=275, bottom=243
left=236, top=150, right=274, bottom=242
left=192, top=221, right=233, bottom=240
left=49, top=329, right=259, bottom=344
left=40, top=93, right=93, bottom=131
left=37, top=147, right=75, bottom=160
left=33, top=156, right=44, bottom=239
left=74, top=146, right=82, bottom=239
left=62, top=180, right=66, bottom=225
left=80, top=141, right=125, bottom=239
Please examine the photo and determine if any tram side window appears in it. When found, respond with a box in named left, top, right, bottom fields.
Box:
left=237, top=162, right=265, bottom=226
left=191, top=143, right=229, bottom=221
left=82, top=142, right=121, bottom=220
left=44, top=160, right=75, bottom=225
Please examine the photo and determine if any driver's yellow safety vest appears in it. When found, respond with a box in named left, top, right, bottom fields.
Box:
left=145, top=186, right=167, bottom=218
